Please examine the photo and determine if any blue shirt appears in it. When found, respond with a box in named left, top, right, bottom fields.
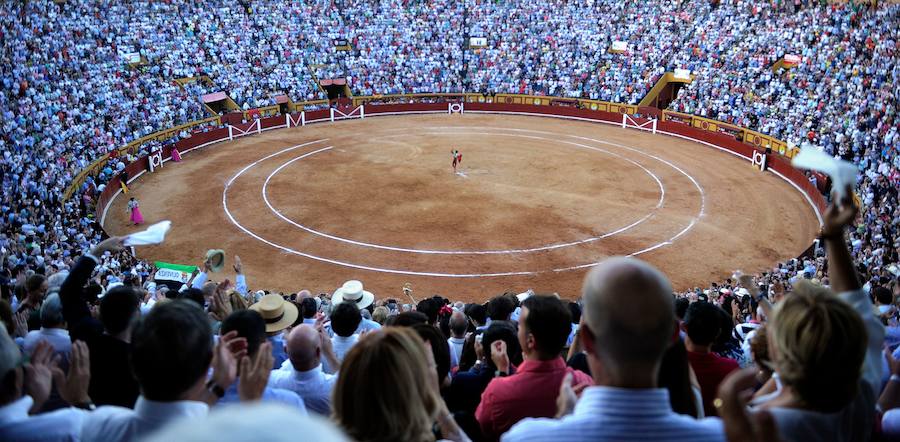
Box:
left=355, top=318, right=382, bottom=334
left=218, top=379, right=307, bottom=414
left=269, top=334, right=288, bottom=369
left=501, top=386, right=724, bottom=442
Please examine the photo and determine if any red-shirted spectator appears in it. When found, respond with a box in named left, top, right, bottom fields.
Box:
left=475, top=295, right=592, bottom=441
left=684, top=301, right=740, bottom=417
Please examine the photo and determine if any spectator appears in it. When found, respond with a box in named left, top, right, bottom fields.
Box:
left=486, top=295, right=516, bottom=323
left=58, top=237, right=142, bottom=408
left=249, top=293, right=297, bottom=369
left=657, top=339, right=703, bottom=418
left=17, top=274, right=48, bottom=331
left=79, top=301, right=246, bottom=440
left=372, top=305, right=390, bottom=325
left=683, top=301, right=740, bottom=416
left=329, top=302, right=362, bottom=365
left=216, top=310, right=306, bottom=411
left=413, top=323, right=453, bottom=388
left=269, top=324, right=341, bottom=415
left=447, top=321, right=522, bottom=438
left=0, top=332, right=86, bottom=441
left=23, top=293, right=71, bottom=360
left=417, top=297, right=443, bottom=326
left=502, top=257, right=724, bottom=441
left=476, top=295, right=591, bottom=441
left=448, top=310, right=468, bottom=370
left=299, top=297, right=318, bottom=325
left=466, top=304, right=488, bottom=331
left=756, top=196, right=881, bottom=441
left=143, top=403, right=349, bottom=442
left=333, top=328, right=469, bottom=442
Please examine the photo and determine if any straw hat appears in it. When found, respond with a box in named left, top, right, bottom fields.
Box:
left=331, top=280, right=374, bottom=310
left=205, top=249, right=226, bottom=273
left=249, top=294, right=298, bottom=333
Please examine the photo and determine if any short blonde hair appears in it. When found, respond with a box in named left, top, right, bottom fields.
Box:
left=372, top=306, right=389, bottom=325
left=771, top=281, right=867, bottom=412
left=332, top=328, right=439, bottom=442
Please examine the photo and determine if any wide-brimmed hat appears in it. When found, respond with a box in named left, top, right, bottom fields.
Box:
left=332, top=280, right=374, bottom=310
left=205, top=249, right=226, bottom=273
left=249, top=294, right=298, bottom=333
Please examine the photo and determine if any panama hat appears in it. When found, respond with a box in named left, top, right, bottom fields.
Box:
left=332, top=280, right=375, bottom=310
left=205, top=249, right=226, bottom=273
left=249, top=294, right=298, bottom=333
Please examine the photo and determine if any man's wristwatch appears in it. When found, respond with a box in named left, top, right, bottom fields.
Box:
left=494, top=370, right=508, bottom=378
left=206, top=379, right=226, bottom=398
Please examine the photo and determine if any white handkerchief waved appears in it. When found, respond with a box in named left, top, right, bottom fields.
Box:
left=124, top=221, right=172, bottom=246
left=791, top=148, right=857, bottom=200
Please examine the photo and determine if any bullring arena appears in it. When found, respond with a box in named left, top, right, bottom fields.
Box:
left=101, top=102, right=821, bottom=302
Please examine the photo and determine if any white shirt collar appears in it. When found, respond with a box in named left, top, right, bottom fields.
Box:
left=292, top=363, right=326, bottom=382
left=133, top=396, right=208, bottom=422
left=39, top=328, right=69, bottom=337
left=0, top=396, right=32, bottom=426
left=332, top=335, right=357, bottom=343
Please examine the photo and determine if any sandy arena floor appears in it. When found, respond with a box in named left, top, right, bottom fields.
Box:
left=105, top=114, right=820, bottom=302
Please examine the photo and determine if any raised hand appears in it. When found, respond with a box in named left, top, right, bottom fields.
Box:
left=211, top=330, right=247, bottom=391
left=51, top=340, right=92, bottom=405
left=555, top=372, right=589, bottom=418
left=24, top=341, right=55, bottom=412
left=208, top=280, right=234, bottom=321
left=13, top=310, right=28, bottom=338
left=717, top=368, right=784, bottom=442
left=233, top=255, right=243, bottom=274
left=238, top=341, right=273, bottom=402
left=822, top=185, right=859, bottom=237
left=490, top=340, right=510, bottom=373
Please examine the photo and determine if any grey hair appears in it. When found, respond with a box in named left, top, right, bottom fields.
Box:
left=40, top=293, right=65, bottom=327
left=46, top=271, right=70, bottom=291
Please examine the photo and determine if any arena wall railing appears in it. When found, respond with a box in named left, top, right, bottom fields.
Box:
left=81, top=95, right=825, bottom=240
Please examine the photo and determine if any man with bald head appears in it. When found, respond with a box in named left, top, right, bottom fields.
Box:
left=267, top=324, right=339, bottom=415
left=502, top=257, right=724, bottom=442
left=448, top=309, right=468, bottom=370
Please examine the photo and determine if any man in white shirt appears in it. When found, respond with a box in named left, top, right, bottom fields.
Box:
left=22, top=293, right=71, bottom=359
left=447, top=310, right=467, bottom=370
left=269, top=324, right=340, bottom=415
left=0, top=330, right=86, bottom=442
left=329, top=302, right=361, bottom=365
left=501, top=257, right=724, bottom=442
left=216, top=310, right=307, bottom=412
left=0, top=293, right=271, bottom=442
left=80, top=300, right=267, bottom=441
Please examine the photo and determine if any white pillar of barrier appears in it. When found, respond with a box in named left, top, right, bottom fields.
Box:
left=286, top=114, right=291, bottom=128
left=330, top=108, right=335, bottom=122
left=301, top=111, right=306, bottom=126
left=360, top=105, right=365, bottom=119
left=256, top=119, right=261, bottom=134
left=228, top=125, right=234, bottom=140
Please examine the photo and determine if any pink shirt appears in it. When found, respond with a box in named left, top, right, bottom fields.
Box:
left=475, top=357, right=593, bottom=441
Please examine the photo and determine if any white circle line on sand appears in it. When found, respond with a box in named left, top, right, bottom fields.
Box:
left=222, top=127, right=706, bottom=277
left=261, top=131, right=666, bottom=254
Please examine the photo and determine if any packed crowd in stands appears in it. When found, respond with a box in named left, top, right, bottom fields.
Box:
left=1, top=0, right=900, bottom=439
left=1, top=196, right=897, bottom=441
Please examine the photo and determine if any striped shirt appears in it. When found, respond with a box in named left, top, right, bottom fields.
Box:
left=501, top=386, right=725, bottom=442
